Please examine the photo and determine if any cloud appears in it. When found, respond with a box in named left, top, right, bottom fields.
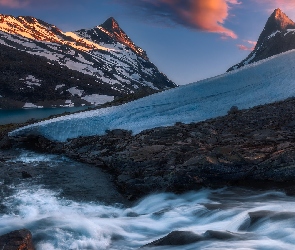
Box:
left=117, top=0, right=240, bottom=38
left=0, top=0, right=30, bottom=8
left=0, top=0, right=71, bottom=9
left=237, top=44, right=252, bottom=51
left=253, top=0, right=295, bottom=11
left=237, top=40, right=256, bottom=51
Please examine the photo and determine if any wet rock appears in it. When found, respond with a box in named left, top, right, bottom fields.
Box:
left=228, top=105, right=239, bottom=115
left=0, top=136, right=12, bottom=149
left=143, top=230, right=243, bottom=248
left=238, top=210, right=295, bottom=231
left=142, top=231, right=202, bottom=247
left=203, top=230, right=238, bottom=240
left=129, top=145, right=165, bottom=162
left=21, top=171, right=32, bottom=179
left=0, top=229, right=35, bottom=250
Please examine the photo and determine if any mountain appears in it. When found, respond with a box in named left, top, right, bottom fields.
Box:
left=11, top=49, right=295, bottom=141
left=0, top=15, right=176, bottom=109
left=228, top=8, right=295, bottom=71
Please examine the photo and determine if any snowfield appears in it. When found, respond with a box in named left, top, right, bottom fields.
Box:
left=10, top=49, right=295, bottom=141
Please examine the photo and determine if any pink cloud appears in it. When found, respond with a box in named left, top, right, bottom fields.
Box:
left=0, top=0, right=30, bottom=8
left=237, top=40, right=257, bottom=51
left=177, top=0, right=240, bottom=38
left=237, top=44, right=252, bottom=51
left=0, top=0, right=65, bottom=9
left=253, top=0, right=295, bottom=11
left=121, top=0, right=240, bottom=38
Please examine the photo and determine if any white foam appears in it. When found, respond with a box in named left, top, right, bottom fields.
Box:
left=1, top=185, right=295, bottom=250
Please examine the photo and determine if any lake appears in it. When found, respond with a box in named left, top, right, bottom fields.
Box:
left=0, top=107, right=89, bottom=125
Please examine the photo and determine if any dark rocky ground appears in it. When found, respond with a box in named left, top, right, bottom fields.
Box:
left=6, top=97, right=295, bottom=201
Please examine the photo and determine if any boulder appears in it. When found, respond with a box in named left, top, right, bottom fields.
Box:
left=142, top=231, right=202, bottom=247
left=21, top=171, right=32, bottom=179
left=0, top=229, right=35, bottom=250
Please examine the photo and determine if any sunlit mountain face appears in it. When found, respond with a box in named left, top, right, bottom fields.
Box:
left=0, top=15, right=176, bottom=109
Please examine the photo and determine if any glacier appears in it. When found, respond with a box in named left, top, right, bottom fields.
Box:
left=9, top=49, right=295, bottom=142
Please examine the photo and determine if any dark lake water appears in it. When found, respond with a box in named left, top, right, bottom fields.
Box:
left=0, top=107, right=89, bottom=125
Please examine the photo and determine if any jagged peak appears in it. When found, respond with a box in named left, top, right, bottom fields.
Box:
left=266, top=8, right=295, bottom=30
left=100, top=17, right=120, bottom=31
left=256, top=8, right=295, bottom=45
left=227, top=8, right=295, bottom=72
left=0, top=14, right=54, bottom=29
left=273, top=8, right=283, bottom=16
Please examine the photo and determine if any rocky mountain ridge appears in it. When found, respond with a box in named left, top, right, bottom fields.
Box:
left=0, top=14, right=176, bottom=108
left=228, top=8, right=295, bottom=71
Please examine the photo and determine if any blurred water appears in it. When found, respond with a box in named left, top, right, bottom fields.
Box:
left=1, top=151, right=295, bottom=250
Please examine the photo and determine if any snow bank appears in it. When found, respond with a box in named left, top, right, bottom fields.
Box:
left=10, top=49, right=295, bottom=141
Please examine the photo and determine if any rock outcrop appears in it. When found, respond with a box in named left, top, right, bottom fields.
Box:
left=17, top=97, right=295, bottom=200
left=0, top=229, right=35, bottom=250
left=142, top=230, right=243, bottom=248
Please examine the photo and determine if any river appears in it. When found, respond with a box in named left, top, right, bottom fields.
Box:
left=0, top=150, right=295, bottom=249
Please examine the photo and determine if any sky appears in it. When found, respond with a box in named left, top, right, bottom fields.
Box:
left=1, top=0, right=295, bottom=85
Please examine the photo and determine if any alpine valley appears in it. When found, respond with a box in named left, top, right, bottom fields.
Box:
left=3, top=8, right=295, bottom=250
left=0, top=15, right=176, bottom=109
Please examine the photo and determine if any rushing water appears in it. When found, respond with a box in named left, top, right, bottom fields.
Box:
left=1, top=150, right=295, bottom=250
left=0, top=107, right=89, bottom=125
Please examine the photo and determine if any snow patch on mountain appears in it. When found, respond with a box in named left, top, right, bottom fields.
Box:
left=244, top=53, right=256, bottom=65
left=23, top=103, right=43, bottom=108
left=55, top=84, right=65, bottom=90
left=20, top=75, right=41, bottom=87
left=67, top=87, right=84, bottom=97
left=267, top=30, right=280, bottom=39
left=62, top=100, right=74, bottom=107
left=284, top=29, right=295, bottom=36
left=81, top=94, right=114, bottom=105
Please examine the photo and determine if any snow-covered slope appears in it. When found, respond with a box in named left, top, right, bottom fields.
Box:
left=0, top=15, right=176, bottom=108
left=10, top=49, right=295, bottom=141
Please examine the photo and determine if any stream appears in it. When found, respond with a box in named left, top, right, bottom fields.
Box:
left=0, top=150, right=295, bottom=249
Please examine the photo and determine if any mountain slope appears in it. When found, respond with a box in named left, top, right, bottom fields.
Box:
left=11, top=49, right=295, bottom=141
left=0, top=15, right=176, bottom=108
left=228, top=8, right=295, bottom=71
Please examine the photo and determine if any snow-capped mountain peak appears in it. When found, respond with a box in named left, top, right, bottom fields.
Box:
left=74, top=17, right=148, bottom=60
left=0, top=14, right=111, bottom=52
left=228, top=8, right=295, bottom=71
left=0, top=14, right=176, bottom=108
left=257, top=8, right=295, bottom=44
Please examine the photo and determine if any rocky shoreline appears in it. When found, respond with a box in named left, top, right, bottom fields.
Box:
left=6, top=97, right=295, bottom=201
left=2, top=97, right=295, bottom=248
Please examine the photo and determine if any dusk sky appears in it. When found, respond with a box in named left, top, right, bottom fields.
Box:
left=1, top=0, right=295, bottom=85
